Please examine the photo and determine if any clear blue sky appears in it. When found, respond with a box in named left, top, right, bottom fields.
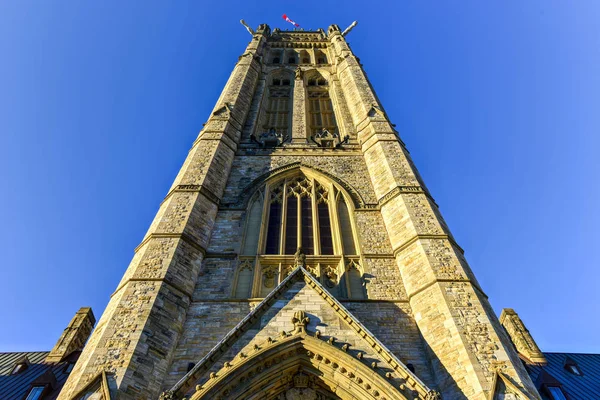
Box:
left=1, top=1, right=599, bottom=354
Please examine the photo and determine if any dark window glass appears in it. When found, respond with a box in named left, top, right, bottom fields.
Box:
left=273, top=79, right=281, bottom=86
left=265, top=202, right=281, bottom=254
left=288, top=57, right=296, bottom=64
left=318, top=203, right=334, bottom=255
left=273, top=57, right=280, bottom=64
left=282, top=79, right=290, bottom=86
left=302, top=58, right=310, bottom=64
left=25, top=387, right=44, bottom=400
left=301, top=196, right=314, bottom=254
left=308, top=80, right=316, bottom=86
left=338, top=198, right=356, bottom=254
left=285, top=196, right=298, bottom=254
left=547, top=387, right=567, bottom=400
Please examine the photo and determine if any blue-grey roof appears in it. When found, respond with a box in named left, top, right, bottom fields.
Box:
left=0, top=351, right=75, bottom=400
left=527, top=352, right=600, bottom=399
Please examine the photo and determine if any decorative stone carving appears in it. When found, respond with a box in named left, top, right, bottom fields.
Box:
left=309, top=128, right=349, bottom=148
left=291, top=311, right=310, bottom=334
left=294, top=247, right=306, bottom=267
left=425, top=390, right=442, bottom=400
left=251, top=128, right=288, bottom=148
left=323, top=265, right=338, bottom=289
left=262, top=267, right=278, bottom=289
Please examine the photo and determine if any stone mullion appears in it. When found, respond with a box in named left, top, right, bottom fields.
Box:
left=328, top=187, right=342, bottom=256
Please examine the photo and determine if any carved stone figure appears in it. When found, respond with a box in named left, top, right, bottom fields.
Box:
left=295, top=247, right=306, bottom=267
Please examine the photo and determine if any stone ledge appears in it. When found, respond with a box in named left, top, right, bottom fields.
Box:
left=392, top=234, right=465, bottom=257
left=135, top=233, right=207, bottom=256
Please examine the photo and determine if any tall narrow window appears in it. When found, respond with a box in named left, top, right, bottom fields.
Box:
left=301, top=195, right=314, bottom=254
left=265, top=186, right=283, bottom=254
left=338, top=196, right=356, bottom=254
left=242, top=194, right=263, bottom=255
left=307, top=75, right=338, bottom=135
left=285, top=196, right=298, bottom=254
left=263, top=73, right=293, bottom=137
left=317, top=183, right=333, bottom=255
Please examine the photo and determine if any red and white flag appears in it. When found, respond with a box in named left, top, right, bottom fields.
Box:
left=282, top=14, right=300, bottom=27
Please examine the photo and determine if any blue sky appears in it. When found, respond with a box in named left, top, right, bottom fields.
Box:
left=1, top=1, right=599, bottom=354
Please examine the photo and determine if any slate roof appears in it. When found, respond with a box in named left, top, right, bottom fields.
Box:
left=0, top=351, right=77, bottom=400
left=527, top=352, right=600, bottom=400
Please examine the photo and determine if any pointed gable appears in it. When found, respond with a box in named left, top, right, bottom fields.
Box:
left=162, top=267, right=437, bottom=399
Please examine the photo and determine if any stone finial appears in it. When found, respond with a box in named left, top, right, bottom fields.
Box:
left=46, top=307, right=95, bottom=363
left=291, top=310, right=310, bottom=334
left=499, top=308, right=547, bottom=365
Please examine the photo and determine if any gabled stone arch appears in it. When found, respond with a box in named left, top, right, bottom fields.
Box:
left=235, top=162, right=366, bottom=209
left=303, top=68, right=332, bottom=86
left=190, top=334, right=411, bottom=400
left=267, top=67, right=295, bottom=85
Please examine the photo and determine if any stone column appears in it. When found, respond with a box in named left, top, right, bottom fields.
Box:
left=291, top=69, right=307, bottom=143
left=58, top=26, right=268, bottom=400
left=327, top=25, right=539, bottom=400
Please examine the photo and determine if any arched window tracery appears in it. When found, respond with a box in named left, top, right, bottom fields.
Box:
left=235, top=171, right=366, bottom=300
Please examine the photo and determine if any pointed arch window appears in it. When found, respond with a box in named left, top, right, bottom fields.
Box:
left=261, top=73, right=293, bottom=137
left=239, top=171, right=361, bottom=298
left=306, top=74, right=338, bottom=136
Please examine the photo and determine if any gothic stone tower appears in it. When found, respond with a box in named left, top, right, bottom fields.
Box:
left=59, top=23, right=541, bottom=400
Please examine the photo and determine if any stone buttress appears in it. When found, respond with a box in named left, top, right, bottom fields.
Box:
left=58, top=25, right=269, bottom=400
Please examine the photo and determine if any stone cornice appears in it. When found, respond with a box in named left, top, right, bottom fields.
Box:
left=392, top=234, right=465, bottom=258
left=161, top=184, right=221, bottom=208
left=135, top=232, right=207, bottom=256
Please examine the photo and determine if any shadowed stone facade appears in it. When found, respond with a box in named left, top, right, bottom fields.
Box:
left=58, top=23, right=543, bottom=400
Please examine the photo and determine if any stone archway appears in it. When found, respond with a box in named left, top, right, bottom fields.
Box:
left=190, top=334, right=411, bottom=400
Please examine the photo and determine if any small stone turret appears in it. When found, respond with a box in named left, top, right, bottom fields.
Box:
left=46, top=307, right=95, bottom=363
left=500, top=308, right=547, bottom=365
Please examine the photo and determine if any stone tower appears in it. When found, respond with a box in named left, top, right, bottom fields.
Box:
left=59, top=23, right=541, bottom=400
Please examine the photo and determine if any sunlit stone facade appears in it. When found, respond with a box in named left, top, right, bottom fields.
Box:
left=58, top=23, right=542, bottom=400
